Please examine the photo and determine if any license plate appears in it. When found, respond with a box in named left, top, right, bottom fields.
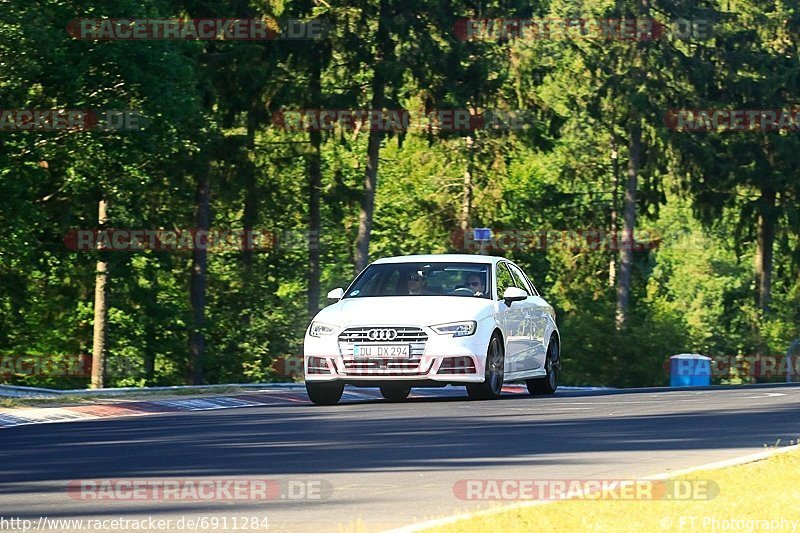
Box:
left=353, top=344, right=410, bottom=358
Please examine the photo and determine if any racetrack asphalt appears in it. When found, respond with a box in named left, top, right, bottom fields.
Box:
left=1, top=383, right=798, bottom=532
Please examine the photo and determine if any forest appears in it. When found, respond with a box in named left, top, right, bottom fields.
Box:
left=1, top=0, right=798, bottom=389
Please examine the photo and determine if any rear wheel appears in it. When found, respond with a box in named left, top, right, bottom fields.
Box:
left=527, top=335, right=560, bottom=395
left=380, top=384, right=411, bottom=402
left=467, top=334, right=504, bottom=400
left=306, top=381, right=345, bottom=405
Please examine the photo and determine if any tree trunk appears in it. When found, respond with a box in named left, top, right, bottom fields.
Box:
left=459, top=134, right=475, bottom=233
left=241, top=108, right=258, bottom=327
left=143, top=319, right=155, bottom=382
left=188, top=163, right=210, bottom=385
left=354, top=0, right=391, bottom=274
left=609, top=141, right=619, bottom=288
left=143, top=261, right=157, bottom=383
left=607, top=140, right=619, bottom=287
left=90, top=199, right=109, bottom=389
left=615, top=122, right=641, bottom=329
left=755, top=186, right=776, bottom=315
left=307, top=51, right=322, bottom=318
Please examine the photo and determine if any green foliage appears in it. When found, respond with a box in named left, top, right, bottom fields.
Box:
left=1, top=0, right=798, bottom=389
left=560, top=298, right=689, bottom=387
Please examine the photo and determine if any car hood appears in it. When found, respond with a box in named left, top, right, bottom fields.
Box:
left=313, top=296, right=495, bottom=327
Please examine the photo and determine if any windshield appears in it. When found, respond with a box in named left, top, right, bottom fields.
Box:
left=344, top=262, right=492, bottom=299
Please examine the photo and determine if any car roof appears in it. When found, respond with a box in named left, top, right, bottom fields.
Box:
left=371, top=254, right=505, bottom=265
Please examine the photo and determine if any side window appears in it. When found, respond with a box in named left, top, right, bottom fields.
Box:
left=495, top=263, right=516, bottom=299
left=508, top=264, right=532, bottom=296
left=524, top=273, right=540, bottom=296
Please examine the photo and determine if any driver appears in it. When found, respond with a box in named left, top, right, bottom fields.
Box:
left=465, top=273, right=486, bottom=296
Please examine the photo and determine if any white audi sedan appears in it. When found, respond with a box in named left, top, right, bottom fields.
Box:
left=303, top=254, right=560, bottom=405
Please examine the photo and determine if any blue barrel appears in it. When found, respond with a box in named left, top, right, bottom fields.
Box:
left=670, top=354, right=712, bottom=387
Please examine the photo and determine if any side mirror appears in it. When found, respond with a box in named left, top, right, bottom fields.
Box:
left=327, top=288, right=344, bottom=300
left=502, top=287, right=528, bottom=306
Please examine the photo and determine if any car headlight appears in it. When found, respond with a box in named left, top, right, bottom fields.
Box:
left=431, top=321, right=477, bottom=337
left=308, top=322, right=337, bottom=337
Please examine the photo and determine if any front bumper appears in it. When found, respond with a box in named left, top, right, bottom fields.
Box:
left=304, top=323, right=491, bottom=383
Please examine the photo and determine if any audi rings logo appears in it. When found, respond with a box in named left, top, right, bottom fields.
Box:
left=367, top=328, right=398, bottom=341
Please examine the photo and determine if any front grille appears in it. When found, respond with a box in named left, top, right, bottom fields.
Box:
left=342, top=360, right=433, bottom=376
left=338, top=326, right=428, bottom=343
left=337, top=326, right=429, bottom=374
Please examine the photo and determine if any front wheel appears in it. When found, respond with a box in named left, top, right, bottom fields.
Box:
left=527, top=335, right=560, bottom=395
left=380, top=384, right=411, bottom=402
left=467, top=334, right=505, bottom=400
left=306, top=381, right=345, bottom=405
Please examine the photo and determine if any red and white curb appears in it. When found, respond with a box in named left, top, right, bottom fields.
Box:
left=0, top=384, right=551, bottom=429
left=0, top=395, right=274, bottom=429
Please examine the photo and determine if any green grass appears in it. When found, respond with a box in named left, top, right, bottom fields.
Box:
left=426, top=447, right=800, bottom=533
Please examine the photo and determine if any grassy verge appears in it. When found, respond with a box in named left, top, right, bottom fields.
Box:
left=426, top=447, right=800, bottom=533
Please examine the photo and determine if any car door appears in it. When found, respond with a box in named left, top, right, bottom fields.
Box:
left=508, top=262, right=548, bottom=372
left=504, top=262, right=539, bottom=373
left=495, top=262, right=528, bottom=377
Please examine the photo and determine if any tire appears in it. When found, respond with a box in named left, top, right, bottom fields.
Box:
left=527, top=335, right=560, bottom=395
left=380, top=384, right=411, bottom=402
left=306, top=381, right=345, bottom=405
left=467, top=333, right=505, bottom=400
